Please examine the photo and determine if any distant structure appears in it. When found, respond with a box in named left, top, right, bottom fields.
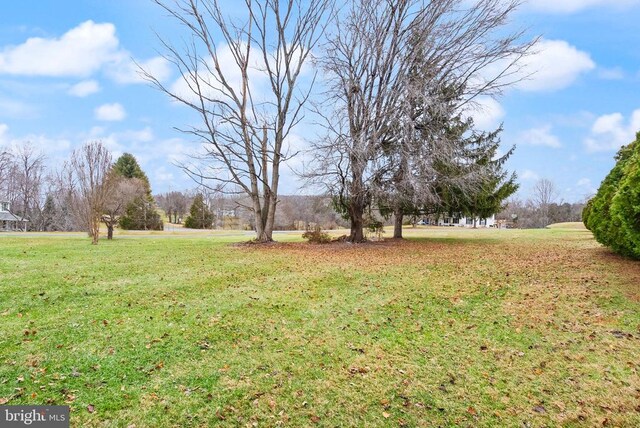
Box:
left=0, top=201, right=28, bottom=232
left=421, top=214, right=497, bottom=228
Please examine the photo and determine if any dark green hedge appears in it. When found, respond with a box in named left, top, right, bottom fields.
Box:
left=583, top=133, right=640, bottom=259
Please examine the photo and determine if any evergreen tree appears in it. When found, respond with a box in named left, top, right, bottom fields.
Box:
left=584, top=133, right=640, bottom=258
left=113, top=153, right=150, bottom=184
left=455, top=130, right=519, bottom=226
left=184, top=194, right=214, bottom=229
left=380, top=84, right=518, bottom=237
left=112, top=153, right=163, bottom=230
left=40, top=194, right=57, bottom=231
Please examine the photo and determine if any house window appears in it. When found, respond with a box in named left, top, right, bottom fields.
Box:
left=466, top=218, right=473, bottom=225
left=0, top=202, right=8, bottom=212
left=452, top=218, right=460, bottom=224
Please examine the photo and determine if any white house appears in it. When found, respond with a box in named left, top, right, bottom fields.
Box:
left=430, top=214, right=496, bottom=228
left=0, top=201, right=28, bottom=232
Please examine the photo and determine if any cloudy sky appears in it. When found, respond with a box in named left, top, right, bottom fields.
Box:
left=1, top=0, right=639, bottom=201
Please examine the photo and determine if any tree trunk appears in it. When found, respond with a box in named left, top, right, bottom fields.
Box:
left=263, top=194, right=277, bottom=242
left=347, top=157, right=366, bottom=243
left=90, top=218, right=99, bottom=245
left=251, top=194, right=274, bottom=243
left=393, top=208, right=404, bottom=239
left=107, top=224, right=113, bottom=240
left=348, top=203, right=365, bottom=243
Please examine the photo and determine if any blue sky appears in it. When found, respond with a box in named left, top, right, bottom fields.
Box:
left=1, top=1, right=639, bottom=202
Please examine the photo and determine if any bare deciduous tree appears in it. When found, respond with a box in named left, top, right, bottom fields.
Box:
left=0, top=144, right=46, bottom=227
left=157, top=190, right=192, bottom=224
left=67, top=141, right=114, bottom=245
left=532, top=178, right=558, bottom=227
left=145, top=0, right=332, bottom=242
left=308, top=0, right=534, bottom=242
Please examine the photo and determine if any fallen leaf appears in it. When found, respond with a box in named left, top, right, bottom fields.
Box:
left=87, top=404, right=95, bottom=413
left=382, top=412, right=390, bottom=419
left=0, top=398, right=9, bottom=404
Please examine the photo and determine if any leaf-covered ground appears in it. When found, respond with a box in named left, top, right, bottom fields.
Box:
left=0, top=226, right=639, bottom=427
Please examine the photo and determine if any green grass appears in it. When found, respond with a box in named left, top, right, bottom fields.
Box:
left=1, top=227, right=639, bottom=427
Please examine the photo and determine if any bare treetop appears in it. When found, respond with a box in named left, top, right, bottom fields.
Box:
left=308, top=0, right=535, bottom=242
left=145, top=0, right=333, bottom=242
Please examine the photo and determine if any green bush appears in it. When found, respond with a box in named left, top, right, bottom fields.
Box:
left=584, top=133, right=640, bottom=258
left=118, top=195, right=164, bottom=231
left=302, top=226, right=331, bottom=244
left=184, top=194, right=214, bottom=229
left=366, top=220, right=385, bottom=240
left=581, top=199, right=593, bottom=230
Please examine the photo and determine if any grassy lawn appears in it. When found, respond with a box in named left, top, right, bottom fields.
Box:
left=1, top=226, right=639, bottom=427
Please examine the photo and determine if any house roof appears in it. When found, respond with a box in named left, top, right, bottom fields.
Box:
left=0, top=211, right=27, bottom=222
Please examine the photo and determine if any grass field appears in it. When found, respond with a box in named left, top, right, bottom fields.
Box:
left=1, top=225, right=639, bottom=427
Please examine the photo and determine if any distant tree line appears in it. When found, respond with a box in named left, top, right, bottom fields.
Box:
left=493, top=178, right=586, bottom=229
left=0, top=141, right=163, bottom=242
left=155, top=190, right=347, bottom=231
left=0, top=143, right=74, bottom=232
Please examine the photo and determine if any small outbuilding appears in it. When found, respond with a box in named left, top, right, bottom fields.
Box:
left=0, top=201, right=28, bottom=232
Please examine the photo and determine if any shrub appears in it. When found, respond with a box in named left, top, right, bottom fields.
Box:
left=581, top=199, right=593, bottom=230
left=366, top=220, right=385, bottom=240
left=585, top=133, right=640, bottom=259
left=184, top=194, right=214, bottom=229
left=302, top=226, right=331, bottom=244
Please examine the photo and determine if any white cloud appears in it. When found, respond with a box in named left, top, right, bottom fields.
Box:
left=119, top=127, right=154, bottom=143
left=0, top=21, right=118, bottom=77
left=108, top=55, right=172, bottom=84
left=518, top=125, right=562, bottom=148
left=168, top=43, right=311, bottom=106
left=597, top=67, right=625, bottom=80
left=0, top=97, right=37, bottom=119
left=169, top=43, right=269, bottom=104
left=466, top=97, right=505, bottom=130
left=576, top=178, right=597, bottom=195
left=520, top=169, right=540, bottom=181
left=514, top=39, right=595, bottom=92
left=95, top=103, right=126, bottom=121
left=584, top=109, right=640, bottom=152
left=154, top=166, right=175, bottom=184
left=68, top=79, right=100, bottom=97
left=0, top=20, right=171, bottom=84
left=527, top=0, right=640, bottom=14
left=0, top=129, right=71, bottom=157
